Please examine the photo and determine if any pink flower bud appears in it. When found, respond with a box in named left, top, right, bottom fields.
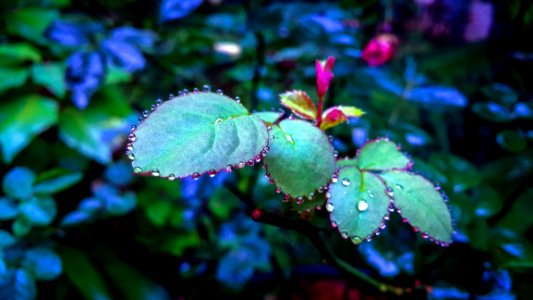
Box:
left=315, top=56, right=335, bottom=99
left=361, top=34, right=399, bottom=67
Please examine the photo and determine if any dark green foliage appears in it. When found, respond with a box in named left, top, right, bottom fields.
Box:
left=0, top=0, right=531, bottom=299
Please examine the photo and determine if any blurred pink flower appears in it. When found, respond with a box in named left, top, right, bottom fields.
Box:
left=361, top=33, right=399, bottom=67
left=464, top=0, right=493, bottom=42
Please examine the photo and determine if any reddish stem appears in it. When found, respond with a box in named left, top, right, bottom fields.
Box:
left=316, top=95, right=324, bottom=127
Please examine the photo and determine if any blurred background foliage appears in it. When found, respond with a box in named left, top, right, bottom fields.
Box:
left=0, top=0, right=532, bottom=299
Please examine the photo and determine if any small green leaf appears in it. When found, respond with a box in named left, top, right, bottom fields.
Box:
left=5, top=8, right=58, bottom=44
left=263, top=119, right=335, bottom=197
left=33, top=169, right=83, bottom=194
left=320, top=105, right=365, bottom=130
left=3, top=167, right=35, bottom=200
left=12, top=218, right=32, bottom=237
left=59, top=246, right=112, bottom=300
left=327, top=167, right=391, bottom=244
left=0, top=95, right=58, bottom=163
left=31, top=63, right=66, bottom=98
left=253, top=111, right=283, bottom=125
left=103, top=260, right=171, bottom=300
left=59, top=108, right=113, bottom=164
left=279, top=90, right=317, bottom=120
left=131, top=92, right=269, bottom=179
left=0, top=67, right=29, bottom=94
left=496, top=129, right=527, bottom=153
left=0, top=43, right=42, bottom=63
left=380, top=171, right=452, bottom=243
left=356, top=138, right=411, bottom=171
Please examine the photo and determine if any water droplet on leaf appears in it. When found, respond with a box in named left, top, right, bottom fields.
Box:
left=192, top=172, right=200, bottom=180
left=325, top=202, right=334, bottom=212
left=357, top=200, right=369, bottom=212
left=341, top=178, right=350, bottom=186
left=208, top=170, right=217, bottom=177
left=351, top=236, right=363, bottom=244
left=133, top=166, right=142, bottom=173
left=151, top=169, right=160, bottom=177
left=203, top=85, right=211, bottom=92
left=168, top=174, right=176, bottom=181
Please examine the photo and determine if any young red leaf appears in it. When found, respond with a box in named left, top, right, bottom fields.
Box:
left=279, top=90, right=317, bottom=120
left=316, top=56, right=335, bottom=99
left=320, top=106, right=365, bottom=130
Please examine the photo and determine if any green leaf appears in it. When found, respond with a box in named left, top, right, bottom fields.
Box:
left=496, top=130, right=527, bottom=153
left=103, top=260, right=171, bottom=300
left=327, top=167, right=391, bottom=244
left=253, top=111, right=283, bottom=125
left=59, top=246, right=111, bottom=300
left=3, top=167, right=35, bottom=200
left=33, top=169, right=82, bottom=194
left=320, top=105, right=365, bottom=130
left=0, top=67, right=29, bottom=94
left=0, top=95, right=58, bottom=163
left=279, top=90, right=317, bottom=120
left=336, top=158, right=358, bottom=168
left=5, top=8, right=58, bottom=44
left=59, top=108, right=116, bottom=164
left=12, top=218, right=32, bottom=237
left=380, top=171, right=452, bottom=243
left=131, top=92, right=269, bottom=179
left=31, top=63, right=66, bottom=98
left=356, top=138, right=411, bottom=171
left=0, top=43, right=41, bottom=64
left=263, top=119, right=335, bottom=197
left=19, top=196, right=57, bottom=226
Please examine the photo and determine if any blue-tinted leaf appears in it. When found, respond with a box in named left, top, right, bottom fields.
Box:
left=216, top=249, right=255, bottom=290
left=60, top=210, right=94, bottom=227
left=408, top=86, right=467, bottom=107
left=0, top=269, right=36, bottom=300
left=108, top=27, right=156, bottom=50
left=358, top=243, right=400, bottom=277
left=93, top=184, right=136, bottom=216
left=0, top=198, right=18, bottom=221
left=45, top=20, right=90, bottom=47
left=2, top=167, right=35, bottom=200
left=65, top=51, right=105, bottom=109
left=101, top=40, right=145, bottom=72
left=0, top=230, right=16, bottom=249
left=159, top=0, right=203, bottom=22
left=104, top=162, right=133, bottom=187
left=18, top=197, right=56, bottom=226
left=33, top=169, right=83, bottom=194
left=23, top=247, right=62, bottom=281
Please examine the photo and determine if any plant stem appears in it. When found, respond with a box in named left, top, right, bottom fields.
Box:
left=316, top=95, right=324, bottom=127
left=225, top=181, right=428, bottom=296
